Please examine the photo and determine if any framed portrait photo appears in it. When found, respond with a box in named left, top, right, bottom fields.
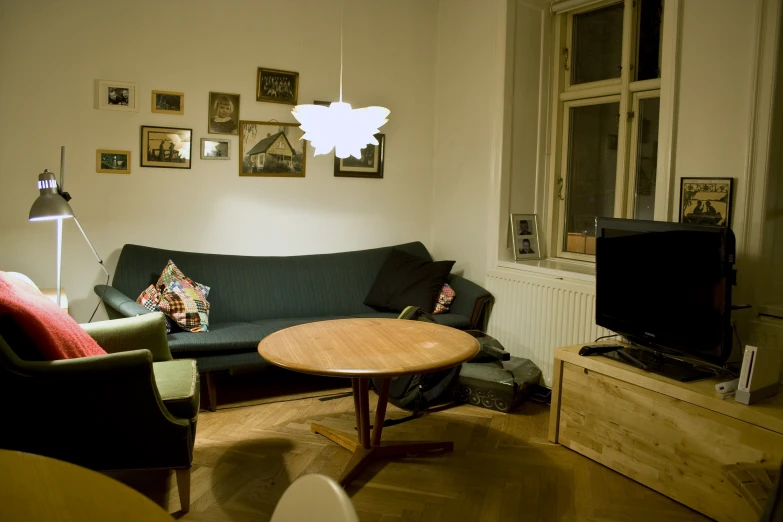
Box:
left=200, top=138, right=230, bottom=160
left=96, top=149, right=131, bottom=174
left=151, top=90, right=184, bottom=115
left=239, top=121, right=306, bottom=177
left=256, top=67, right=299, bottom=105
left=208, top=92, right=240, bottom=135
left=140, top=126, right=192, bottom=169
left=334, top=134, right=385, bottom=179
left=679, top=177, right=733, bottom=227
left=510, top=214, right=541, bottom=261
left=94, top=80, right=137, bottom=112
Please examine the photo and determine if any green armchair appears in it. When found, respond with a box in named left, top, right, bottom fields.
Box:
left=0, top=312, right=198, bottom=512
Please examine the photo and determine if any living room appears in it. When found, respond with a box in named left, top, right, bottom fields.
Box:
left=1, top=0, right=782, bottom=520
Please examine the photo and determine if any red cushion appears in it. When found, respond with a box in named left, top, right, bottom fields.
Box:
left=0, top=272, right=106, bottom=359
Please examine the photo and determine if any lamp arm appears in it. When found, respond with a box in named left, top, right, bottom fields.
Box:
left=72, top=217, right=110, bottom=277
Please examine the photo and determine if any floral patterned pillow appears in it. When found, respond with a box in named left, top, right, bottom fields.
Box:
left=433, top=283, right=456, bottom=315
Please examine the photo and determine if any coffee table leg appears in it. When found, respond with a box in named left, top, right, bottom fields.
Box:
left=371, top=378, right=391, bottom=446
left=357, top=378, right=371, bottom=449
left=351, top=379, right=362, bottom=442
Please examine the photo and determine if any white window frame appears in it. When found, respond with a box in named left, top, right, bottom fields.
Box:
left=625, top=89, right=661, bottom=218
left=548, top=0, right=665, bottom=262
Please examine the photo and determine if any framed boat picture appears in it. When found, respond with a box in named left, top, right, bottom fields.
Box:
left=679, top=177, right=733, bottom=227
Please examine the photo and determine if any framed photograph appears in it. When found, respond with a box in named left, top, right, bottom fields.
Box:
left=313, top=100, right=332, bottom=107
left=239, top=121, right=306, bottom=177
left=208, top=92, right=240, bottom=135
left=510, top=214, right=541, bottom=260
left=140, top=126, right=192, bottom=169
left=94, top=80, right=137, bottom=111
left=256, top=67, right=299, bottom=105
left=679, top=177, right=733, bottom=227
left=151, top=90, right=184, bottom=115
left=334, top=134, right=385, bottom=179
left=200, top=138, right=230, bottom=160
left=96, top=149, right=131, bottom=174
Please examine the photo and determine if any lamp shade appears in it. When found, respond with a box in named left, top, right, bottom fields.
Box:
left=29, top=170, right=74, bottom=221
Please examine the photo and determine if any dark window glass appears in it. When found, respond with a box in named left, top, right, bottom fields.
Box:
left=637, top=0, right=663, bottom=80
left=571, top=3, right=624, bottom=85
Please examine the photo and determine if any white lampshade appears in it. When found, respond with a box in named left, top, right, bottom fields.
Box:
left=292, top=102, right=389, bottom=159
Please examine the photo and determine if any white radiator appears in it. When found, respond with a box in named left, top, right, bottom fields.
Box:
left=485, top=268, right=611, bottom=386
left=747, top=312, right=783, bottom=384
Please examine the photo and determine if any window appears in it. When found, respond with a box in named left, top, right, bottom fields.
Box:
left=552, top=0, right=664, bottom=260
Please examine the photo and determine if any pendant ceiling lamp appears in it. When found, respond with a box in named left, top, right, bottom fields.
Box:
left=292, top=0, right=389, bottom=160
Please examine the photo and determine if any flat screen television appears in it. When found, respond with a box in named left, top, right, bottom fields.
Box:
left=595, top=218, right=736, bottom=369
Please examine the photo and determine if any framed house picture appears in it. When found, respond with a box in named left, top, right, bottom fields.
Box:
left=96, top=149, right=131, bottom=174
left=256, top=67, right=299, bottom=105
left=510, top=214, right=541, bottom=260
left=200, top=138, right=230, bottom=160
left=151, top=90, right=185, bottom=115
left=334, top=134, right=385, bottom=179
left=239, top=121, right=306, bottom=177
left=94, top=80, right=137, bottom=112
left=208, top=92, right=240, bottom=135
left=679, top=177, right=733, bottom=227
left=140, top=126, right=192, bottom=169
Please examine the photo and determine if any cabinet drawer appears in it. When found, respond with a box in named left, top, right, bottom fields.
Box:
left=558, top=361, right=783, bottom=522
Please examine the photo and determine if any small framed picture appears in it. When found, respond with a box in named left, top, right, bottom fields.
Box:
left=200, top=138, right=230, bottom=160
left=140, top=126, right=192, bottom=169
left=256, top=67, right=299, bottom=105
left=510, top=214, right=541, bottom=260
left=679, top=177, right=733, bottom=227
left=95, top=80, right=137, bottom=111
left=313, top=100, right=332, bottom=107
left=208, top=92, right=240, bottom=135
left=239, top=121, right=306, bottom=177
left=151, top=90, right=184, bottom=115
left=96, top=149, right=131, bottom=174
left=334, top=134, right=385, bottom=179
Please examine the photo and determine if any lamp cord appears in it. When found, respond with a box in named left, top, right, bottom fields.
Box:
left=339, top=0, right=344, bottom=103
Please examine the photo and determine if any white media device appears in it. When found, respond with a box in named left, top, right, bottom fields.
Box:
left=735, top=345, right=782, bottom=405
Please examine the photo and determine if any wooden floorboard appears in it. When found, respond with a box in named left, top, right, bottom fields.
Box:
left=108, top=378, right=711, bottom=522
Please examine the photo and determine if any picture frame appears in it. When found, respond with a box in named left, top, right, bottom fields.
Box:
left=334, top=134, right=385, bottom=179
left=208, top=92, right=240, bottom=135
left=313, top=100, right=332, bottom=107
left=200, top=138, right=230, bottom=160
left=140, top=126, right=192, bottom=169
left=256, top=67, right=299, bottom=105
left=679, top=177, right=733, bottom=227
left=239, top=121, right=306, bottom=177
left=96, top=149, right=131, bottom=174
left=151, top=90, right=184, bottom=115
left=510, top=214, right=541, bottom=260
left=94, top=80, right=137, bottom=112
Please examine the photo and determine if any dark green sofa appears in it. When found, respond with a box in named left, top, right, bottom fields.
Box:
left=95, top=242, right=493, bottom=410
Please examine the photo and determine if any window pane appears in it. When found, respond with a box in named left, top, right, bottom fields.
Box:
left=637, top=0, right=663, bottom=80
left=563, top=102, right=620, bottom=254
left=571, top=3, right=624, bottom=85
left=633, top=97, right=660, bottom=219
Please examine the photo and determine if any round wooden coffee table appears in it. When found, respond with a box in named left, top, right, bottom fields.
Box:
left=0, top=449, right=173, bottom=521
left=258, top=318, right=479, bottom=486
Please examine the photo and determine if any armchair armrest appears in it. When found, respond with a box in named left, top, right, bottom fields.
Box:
left=447, top=274, right=493, bottom=330
left=81, top=313, right=172, bottom=362
left=94, top=284, right=150, bottom=319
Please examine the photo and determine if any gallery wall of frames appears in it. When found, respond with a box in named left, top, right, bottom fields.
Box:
left=94, top=69, right=385, bottom=179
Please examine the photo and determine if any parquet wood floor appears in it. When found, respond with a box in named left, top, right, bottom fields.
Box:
left=111, top=378, right=710, bottom=522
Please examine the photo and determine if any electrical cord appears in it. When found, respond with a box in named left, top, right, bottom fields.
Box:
left=594, top=334, right=618, bottom=342
left=88, top=272, right=110, bottom=323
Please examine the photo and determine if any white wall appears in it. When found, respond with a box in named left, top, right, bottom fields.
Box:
left=430, top=0, right=506, bottom=282
left=0, top=0, right=438, bottom=322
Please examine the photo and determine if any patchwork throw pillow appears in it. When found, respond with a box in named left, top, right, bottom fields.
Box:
left=364, top=249, right=455, bottom=313
left=137, top=260, right=211, bottom=333
left=433, top=283, right=456, bottom=315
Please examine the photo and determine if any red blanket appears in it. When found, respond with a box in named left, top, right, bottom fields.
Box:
left=0, top=272, right=106, bottom=359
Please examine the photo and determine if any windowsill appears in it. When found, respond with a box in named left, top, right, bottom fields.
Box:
left=495, top=258, right=596, bottom=282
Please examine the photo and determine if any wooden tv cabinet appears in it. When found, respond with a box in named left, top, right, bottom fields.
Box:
left=549, top=344, right=783, bottom=522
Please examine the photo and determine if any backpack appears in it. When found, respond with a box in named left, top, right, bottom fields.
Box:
left=371, top=306, right=460, bottom=413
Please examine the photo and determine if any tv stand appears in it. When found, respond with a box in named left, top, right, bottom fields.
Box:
left=550, top=344, right=783, bottom=522
left=599, top=345, right=717, bottom=382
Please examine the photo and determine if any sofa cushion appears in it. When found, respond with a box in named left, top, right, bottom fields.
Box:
left=433, top=283, right=456, bottom=314
left=364, top=249, right=455, bottom=313
left=167, top=316, right=346, bottom=355
left=153, top=359, right=199, bottom=421
left=157, top=261, right=211, bottom=333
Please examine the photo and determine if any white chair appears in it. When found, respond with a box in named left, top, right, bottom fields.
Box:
left=271, top=474, right=359, bottom=522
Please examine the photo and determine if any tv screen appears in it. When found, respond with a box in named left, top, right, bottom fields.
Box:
left=596, top=218, right=735, bottom=365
